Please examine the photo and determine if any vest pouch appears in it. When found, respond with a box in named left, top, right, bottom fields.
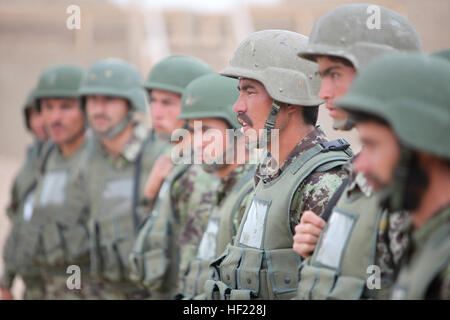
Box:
left=129, top=215, right=155, bottom=283
left=96, top=206, right=136, bottom=282
left=63, top=222, right=90, bottom=263
left=219, top=245, right=244, bottom=289
left=327, top=275, right=365, bottom=299
left=143, top=248, right=168, bottom=290
left=196, top=260, right=214, bottom=297
left=204, top=279, right=231, bottom=300
left=89, top=220, right=102, bottom=280
left=297, top=264, right=318, bottom=300
left=40, top=222, right=66, bottom=266
left=265, top=249, right=301, bottom=300
left=236, top=247, right=262, bottom=295
left=182, top=258, right=202, bottom=298
left=129, top=250, right=145, bottom=283
left=100, top=241, right=125, bottom=282
left=309, top=267, right=338, bottom=300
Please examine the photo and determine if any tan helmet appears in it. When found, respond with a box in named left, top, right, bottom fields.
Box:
left=298, top=4, right=421, bottom=71
left=221, top=29, right=322, bottom=107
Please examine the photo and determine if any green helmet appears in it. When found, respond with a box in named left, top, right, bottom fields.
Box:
left=336, top=52, right=450, bottom=160
left=23, top=89, right=37, bottom=131
left=221, top=29, right=322, bottom=107
left=143, top=55, right=212, bottom=95
left=79, top=58, right=147, bottom=112
left=177, top=73, right=240, bottom=129
left=336, top=52, right=450, bottom=212
left=431, top=49, right=450, bottom=63
left=298, top=4, right=421, bottom=71
left=33, top=64, right=84, bottom=110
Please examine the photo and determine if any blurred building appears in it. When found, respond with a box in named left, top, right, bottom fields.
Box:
left=1, top=0, right=449, bottom=160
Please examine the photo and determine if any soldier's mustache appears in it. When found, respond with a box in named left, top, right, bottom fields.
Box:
left=93, top=114, right=111, bottom=122
left=50, top=122, right=65, bottom=130
left=237, top=113, right=253, bottom=127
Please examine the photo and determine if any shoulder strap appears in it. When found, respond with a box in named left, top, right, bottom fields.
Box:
left=321, top=178, right=350, bottom=222
left=40, top=142, right=55, bottom=175
left=287, top=139, right=352, bottom=213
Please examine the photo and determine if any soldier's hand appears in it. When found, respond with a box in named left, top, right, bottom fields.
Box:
left=144, top=156, right=173, bottom=198
left=0, top=287, right=13, bottom=300
left=293, top=210, right=326, bottom=258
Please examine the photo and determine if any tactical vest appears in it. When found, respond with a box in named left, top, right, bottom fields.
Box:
left=205, top=140, right=352, bottom=300
left=29, top=140, right=91, bottom=271
left=179, top=166, right=256, bottom=299
left=3, top=141, right=44, bottom=279
left=391, top=207, right=450, bottom=300
left=88, top=130, right=168, bottom=287
left=297, top=179, right=387, bottom=300
left=129, top=164, right=191, bottom=299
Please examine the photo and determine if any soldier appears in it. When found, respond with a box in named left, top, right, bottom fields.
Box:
left=0, top=89, right=48, bottom=300
left=294, top=4, right=422, bottom=299
left=203, top=29, right=353, bottom=300
left=335, top=52, right=450, bottom=300
left=173, top=73, right=256, bottom=300
left=76, top=58, right=168, bottom=300
left=25, top=64, right=92, bottom=299
left=129, top=57, right=220, bottom=300
left=139, top=55, right=213, bottom=212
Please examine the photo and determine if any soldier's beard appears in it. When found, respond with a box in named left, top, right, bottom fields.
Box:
left=380, top=152, right=429, bottom=212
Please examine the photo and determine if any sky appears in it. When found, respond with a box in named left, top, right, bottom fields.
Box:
left=110, top=0, right=280, bottom=12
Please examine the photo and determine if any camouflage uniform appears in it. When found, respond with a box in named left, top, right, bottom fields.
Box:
left=82, top=122, right=166, bottom=300
left=29, top=139, right=96, bottom=300
left=177, top=164, right=255, bottom=299
left=257, top=126, right=348, bottom=229
left=205, top=126, right=351, bottom=300
left=1, top=140, right=46, bottom=299
left=334, top=53, right=450, bottom=300
left=128, top=161, right=220, bottom=299
left=174, top=164, right=220, bottom=285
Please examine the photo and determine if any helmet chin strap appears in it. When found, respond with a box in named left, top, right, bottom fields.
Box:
left=379, top=146, right=413, bottom=213
left=259, top=100, right=282, bottom=149
left=333, top=117, right=356, bottom=131
left=96, top=112, right=134, bottom=140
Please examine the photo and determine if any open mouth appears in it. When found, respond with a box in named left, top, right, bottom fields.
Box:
left=237, top=115, right=252, bottom=133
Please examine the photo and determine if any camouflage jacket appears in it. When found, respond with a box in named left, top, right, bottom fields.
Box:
left=174, top=165, right=220, bottom=284
left=255, top=125, right=348, bottom=233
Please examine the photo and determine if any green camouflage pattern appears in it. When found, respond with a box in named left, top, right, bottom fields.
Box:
left=255, top=126, right=348, bottom=231
left=173, top=164, right=221, bottom=290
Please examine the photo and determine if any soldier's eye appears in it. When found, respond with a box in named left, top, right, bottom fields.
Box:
left=331, top=72, right=340, bottom=79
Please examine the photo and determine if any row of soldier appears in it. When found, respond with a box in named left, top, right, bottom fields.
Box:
left=1, top=3, right=449, bottom=300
